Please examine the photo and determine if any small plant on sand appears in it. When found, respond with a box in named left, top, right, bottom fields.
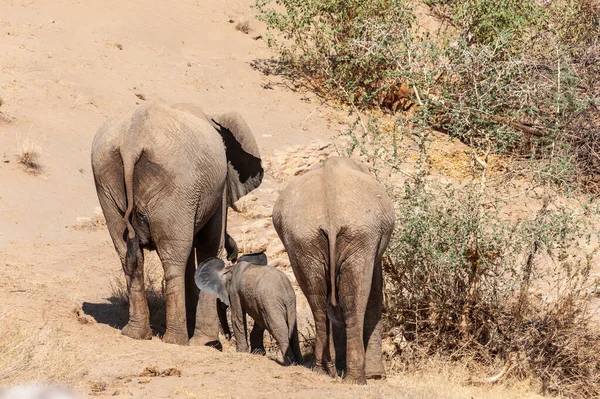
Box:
left=16, top=136, right=42, bottom=170
left=236, top=18, right=250, bottom=34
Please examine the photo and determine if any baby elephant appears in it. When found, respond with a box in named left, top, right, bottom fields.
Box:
left=195, top=253, right=303, bottom=365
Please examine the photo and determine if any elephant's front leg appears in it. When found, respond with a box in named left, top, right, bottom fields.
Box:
left=185, top=247, right=200, bottom=339
left=191, top=195, right=226, bottom=347
left=190, top=292, right=221, bottom=348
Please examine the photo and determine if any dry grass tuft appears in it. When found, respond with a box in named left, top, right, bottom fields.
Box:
left=73, top=216, right=106, bottom=232
left=139, top=366, right=182, bottom=377
left=235, top=18, right=250, bottom=34
left=0, top=315, right=86, bottom=386
left=16, top=137, right=42, bottom=171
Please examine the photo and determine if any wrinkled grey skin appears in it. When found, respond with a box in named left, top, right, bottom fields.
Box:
left=195, top=254, right=303, bottom=365
left=272, top=157, right=394, bottom=384
left=91, top=101, right=263, bottom=346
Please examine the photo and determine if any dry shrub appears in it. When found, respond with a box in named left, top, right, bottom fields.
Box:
left=16, top=137, right=42, bottom=170
left=380, top=174, right=600, bottom=397
left=235, top=18, right=250, bottom=34
left=254, top=0, right=416, bottom=107
left=0, top=316, right=86, bottom=386
left=343, top=116, right=600, bottom=397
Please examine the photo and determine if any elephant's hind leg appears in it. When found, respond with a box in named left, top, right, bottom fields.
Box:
left=121, top=247, right=153, bottom=340
left=250, top=323, right=266, bottom=355
left=98, top=192, right=151, bottom=340
left=338, top=254, right=375, bottom=385
left=288, top=252, right=335, bottom=375
left=364, top=259, right=385, bottom=380
left=156, top=235, right=194, bottom=345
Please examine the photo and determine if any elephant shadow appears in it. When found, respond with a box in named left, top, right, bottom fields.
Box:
left=81, top=293, right=166, bottom=337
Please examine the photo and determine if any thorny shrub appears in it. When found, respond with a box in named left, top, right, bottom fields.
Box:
left=256, top=0, right=600, bottom=191
left=254, top=0, right=417, bottom=107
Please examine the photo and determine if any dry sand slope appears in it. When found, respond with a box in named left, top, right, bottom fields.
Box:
left=0, top=0, right=547, bottom=398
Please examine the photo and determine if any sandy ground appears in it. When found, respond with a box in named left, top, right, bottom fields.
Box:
left=0, top=0, right=552, bottom=397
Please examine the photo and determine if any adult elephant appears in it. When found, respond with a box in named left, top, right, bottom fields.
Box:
left=91, top=101, right=263, bottom=345
left=272, top=157, right=394, bottom=384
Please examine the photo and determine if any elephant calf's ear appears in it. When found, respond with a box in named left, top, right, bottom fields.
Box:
left=237, top=252, right=268, bottom=266
left=195, top=257, right=230, bottom=306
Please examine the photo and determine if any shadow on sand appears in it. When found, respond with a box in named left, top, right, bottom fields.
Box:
left=81, top=296, right=166, bottom=337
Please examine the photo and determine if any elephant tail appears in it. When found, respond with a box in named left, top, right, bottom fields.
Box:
left=326, top=227, right=344, bottom=326
left=328, top=228, right=338, bottom=308
left=121, top=151, right=139, bottom=267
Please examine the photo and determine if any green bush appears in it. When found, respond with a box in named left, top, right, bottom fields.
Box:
left=256, top=0, right=599, bottom=191
left=254, top=0, right=416, bottom=106
left=386, top=177, right=599, bottom=397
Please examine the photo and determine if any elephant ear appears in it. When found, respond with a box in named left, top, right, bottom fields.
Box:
left=210, top=112, right=264, bottom=210
left=195, top=257, right=231, bottom=307
left=237, top=251, right=268, bottom=266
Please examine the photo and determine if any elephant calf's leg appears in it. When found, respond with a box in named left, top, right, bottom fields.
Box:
left=249, top=323, right=266, bottom=355
left=121, top=245, right=152, bottom=340
left=270, top=327, right=294, bottom=365
left=229, top=293, right=249, bottom=353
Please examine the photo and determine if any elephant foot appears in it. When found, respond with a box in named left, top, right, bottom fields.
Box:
left=121, top=323, right=152, bottom=340
left=343, top=372, right=367, bottom=385
left=162, top=330, right=189, bottom=346
left=365, top=363, right=386, bottom=380
left=314, top=361, right=337, bottom=378
left=190, top=334, right=222, bottom=350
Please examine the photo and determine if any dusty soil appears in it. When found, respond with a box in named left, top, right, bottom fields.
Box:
left=0, top=0, right=551, bottom=398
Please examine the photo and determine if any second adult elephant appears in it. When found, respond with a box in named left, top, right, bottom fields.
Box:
left=272, top=157, right=394, bottom=384
left=91, top=101, right=263, bottom=345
